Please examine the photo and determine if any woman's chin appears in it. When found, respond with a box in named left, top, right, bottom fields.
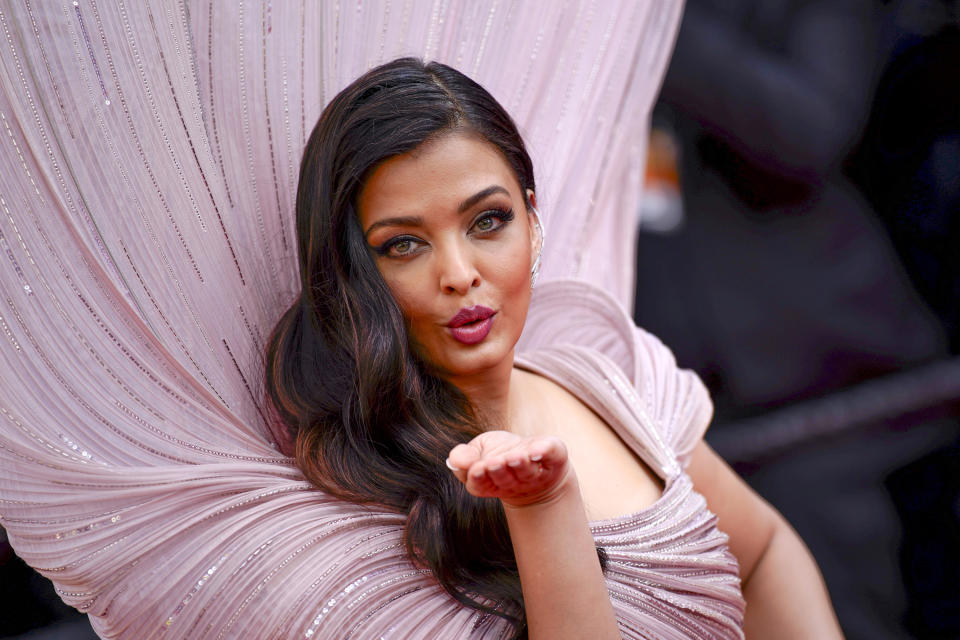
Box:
left=430, top=337, right=516, bottom=381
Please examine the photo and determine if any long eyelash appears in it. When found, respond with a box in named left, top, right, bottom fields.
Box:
left=372, top=208, right=515, bottom=256
left=372, top=235, right=418, bottom=256
left=476, top=207, right=514, bottom=227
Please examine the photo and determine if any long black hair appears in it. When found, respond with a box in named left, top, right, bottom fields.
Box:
left=265, top=57, right=557, bottom=636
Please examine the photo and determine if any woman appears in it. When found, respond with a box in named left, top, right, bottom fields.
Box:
left=266, top=57, right=842, bottom=638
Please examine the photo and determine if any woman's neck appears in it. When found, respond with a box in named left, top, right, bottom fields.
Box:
left=446, top=351, right=521, bottom=429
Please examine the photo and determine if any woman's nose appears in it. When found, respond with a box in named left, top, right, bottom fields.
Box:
left=437, top=242, right=480, bottom=294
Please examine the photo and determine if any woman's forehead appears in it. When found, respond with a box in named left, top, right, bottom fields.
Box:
left=357, top=132, right=521, bottom=223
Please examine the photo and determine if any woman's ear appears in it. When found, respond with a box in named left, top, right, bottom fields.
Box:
left=526, top=190, right=544, bottom=286
left=525, top=190, right=541, bottom=256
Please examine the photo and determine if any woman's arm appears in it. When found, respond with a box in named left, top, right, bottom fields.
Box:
left=448, top=432, right=621, bottom=640
left=687, top=441, right=843, bottom=638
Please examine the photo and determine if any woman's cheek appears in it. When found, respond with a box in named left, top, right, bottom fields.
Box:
left=380, top=271, right=423, bottom=315
left=493, top=253, right=530, bottom=291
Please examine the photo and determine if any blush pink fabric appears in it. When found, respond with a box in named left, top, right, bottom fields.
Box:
left=0, top=2, right=746, bottom=638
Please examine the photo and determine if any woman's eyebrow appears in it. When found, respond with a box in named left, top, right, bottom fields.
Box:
left=458, top=185, right=509, bottom=213
left=364, top=215, right=422, bottom=239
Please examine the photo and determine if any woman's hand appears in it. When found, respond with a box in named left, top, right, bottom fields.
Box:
left=446, top=431, right=572, bottom=507
left=449, top=431, right=621, bottom=639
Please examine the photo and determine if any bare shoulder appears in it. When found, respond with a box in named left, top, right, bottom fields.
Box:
left=510, top=368, right=664, bottom=521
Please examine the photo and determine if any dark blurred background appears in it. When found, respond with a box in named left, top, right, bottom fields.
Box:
left=0, top=529, right=97, bottom=638
left=3, top=1, right=958, bottom=638
left=635, top=0, right=960, bottom=638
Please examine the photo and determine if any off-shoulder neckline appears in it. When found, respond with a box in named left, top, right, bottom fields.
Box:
left=512, top=352, right=684, bottom=527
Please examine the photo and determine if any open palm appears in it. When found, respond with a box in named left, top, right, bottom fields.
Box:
left=447, top=431, right=571, bottom=507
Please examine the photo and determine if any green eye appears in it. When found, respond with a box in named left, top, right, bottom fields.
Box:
left=373, top=236, right=420, bottom=258
left=471, top=208, right=514, bottom=234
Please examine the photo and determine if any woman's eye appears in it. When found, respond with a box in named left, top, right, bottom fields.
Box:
left=475, top=217, right=495, bottom=231
left=472, top=208, right=513, bottom=234
left=392, top=239, right=413, bottom=254
left=374, top=236, right=421, bottom=258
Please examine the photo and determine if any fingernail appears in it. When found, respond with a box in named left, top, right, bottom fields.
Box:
left=530, top=454, right=542, bottom=462
left=487, top=464, right=502, bottom=472
left=507, top=460, right=522, bottom=468
left=445, top=458, right=460, bottom=471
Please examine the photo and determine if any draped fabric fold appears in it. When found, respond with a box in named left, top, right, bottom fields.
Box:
left=0, top=2, right=696, bottom=637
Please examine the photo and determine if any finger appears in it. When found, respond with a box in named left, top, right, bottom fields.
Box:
left=506, top=454, right=542, bottom=483
left=447, top=443, right=480, bottom=483
left=465, top=462, right=501, bottom=497
left=447, top=442, right=482, bottom=468
left=527, top=436, right=566, bottom=468
left=466, top=475, right=498, bottom=498
left=444, top=457, right=466, bottom=484
left=484, top=457, right=521, bottom=489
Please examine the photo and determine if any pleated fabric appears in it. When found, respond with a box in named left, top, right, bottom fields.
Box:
left=0, top=1, right=746, bottom=637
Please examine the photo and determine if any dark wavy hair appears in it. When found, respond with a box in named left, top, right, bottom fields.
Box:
left=265, top=57, right=588, bottom=636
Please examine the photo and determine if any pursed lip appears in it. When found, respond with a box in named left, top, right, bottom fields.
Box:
left=446, top=305, right=497, bottom=346
left=446, top=305, right=496, bottom=328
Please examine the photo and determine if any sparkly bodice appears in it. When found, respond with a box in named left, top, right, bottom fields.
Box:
left=590, top=475, right=745, bottom=639
left=514, top=306, right=746, bottom=638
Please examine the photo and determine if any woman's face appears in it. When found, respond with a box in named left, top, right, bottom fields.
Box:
left=357, top=131, right=538, bottom=383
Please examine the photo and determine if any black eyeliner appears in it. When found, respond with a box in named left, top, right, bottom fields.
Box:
left=372, top=234, right=418, bottom=256
left=472, top=207, right=514, bottom=229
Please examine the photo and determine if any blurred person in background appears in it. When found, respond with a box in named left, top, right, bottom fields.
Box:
left=635, top=0, right=959, bottom=638
left=853, top=2, right=960, bottom=637
left=853, top=0, right=960, bottom=353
